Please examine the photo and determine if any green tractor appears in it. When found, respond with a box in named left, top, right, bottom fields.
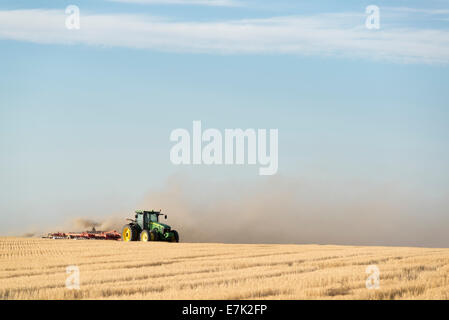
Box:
left=122, top=210, right=179, bottom=242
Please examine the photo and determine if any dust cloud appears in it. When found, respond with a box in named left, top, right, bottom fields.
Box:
left=21, top=232, right=36, bottom=238
left=137, top=175, right=449, bottom=247
left=69, top=217, right=125, bottom=232
left=27, top=175, right=449, bottom=247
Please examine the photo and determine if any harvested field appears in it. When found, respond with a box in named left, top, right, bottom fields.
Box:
left=1, top=237, right=448, bottom=299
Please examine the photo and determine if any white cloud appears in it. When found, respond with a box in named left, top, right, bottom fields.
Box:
left=0, top=9, right=448, bottom=64
left=107, top=0, right=242, bottom=6
left=388, top=7, right=449, bottom=15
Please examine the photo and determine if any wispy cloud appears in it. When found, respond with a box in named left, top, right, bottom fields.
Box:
left=0, top=9, right=448, bottom=64
left=388, top=6, right=449, bottom=15
left=107, top=0, right=243, bottom=6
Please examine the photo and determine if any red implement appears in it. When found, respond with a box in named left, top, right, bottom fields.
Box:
left=44, top=230, right=121, bottom=240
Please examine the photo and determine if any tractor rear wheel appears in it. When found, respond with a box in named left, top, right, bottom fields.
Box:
left=171, top=230, right=179, bottom=242
left=122, top=224, right=137, bottom=242
left=140, top=230, right=150, bottom=242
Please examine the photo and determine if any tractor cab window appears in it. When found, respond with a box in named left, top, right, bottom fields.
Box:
left=149, top=214, right=159, bottom=222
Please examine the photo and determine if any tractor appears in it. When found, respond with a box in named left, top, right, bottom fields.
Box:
left=121, top=210, right=179, bottom=242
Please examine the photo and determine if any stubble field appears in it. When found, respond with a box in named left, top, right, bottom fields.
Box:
left=1, top=237, right=449, bottom=299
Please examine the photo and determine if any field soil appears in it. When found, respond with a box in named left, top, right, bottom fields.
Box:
left=1, top=237, right=449, bottom=299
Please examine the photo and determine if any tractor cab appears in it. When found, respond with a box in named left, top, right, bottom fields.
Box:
left=135, top=210, right=166, bottom=225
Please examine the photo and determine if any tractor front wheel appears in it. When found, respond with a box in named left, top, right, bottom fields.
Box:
left=140, top=230, right=150, bottom=242
left=122, top=224, right=137, bottom=242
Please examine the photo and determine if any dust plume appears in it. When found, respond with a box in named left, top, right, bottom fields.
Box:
left=72, top=218, right=101, bottom=230
left=138, top=174, right=449, bottom=247
left=68, top=217, right=125, bottom=232
left=21, top=232, right=36, bottom=238
left=26, top=174, right=448, bottom=247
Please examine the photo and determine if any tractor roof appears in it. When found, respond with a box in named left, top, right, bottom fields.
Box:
left=135, top=210, right=162, bottom=215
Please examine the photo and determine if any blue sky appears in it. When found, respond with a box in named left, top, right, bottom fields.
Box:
left=0, top=1, right=449, bottom=243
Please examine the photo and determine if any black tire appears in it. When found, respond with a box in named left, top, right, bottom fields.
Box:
left=122, top=224, right=137, bottom=242
left=150, top=230, right=159, bottom=241
left=171, top=230, right=179, bottom=243
left=140, top=230, right=150, bottom=242
left=131, top=226, right=139, bottom=241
